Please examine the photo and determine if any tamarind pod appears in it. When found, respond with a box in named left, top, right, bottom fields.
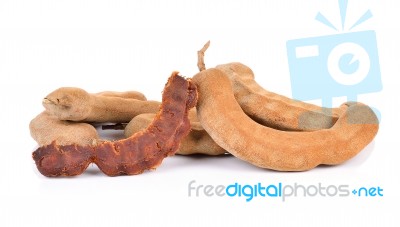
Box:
left=96, top=91, right=147, bottom=101
left=125, top=113, right=226, bottom=156
left=192, top=68, right=379, bottom=171
left=42, top=87, right=160, bottom=122
left=215, top=63, right=343, bottom=131
left=30, top=111, right=99, bottom=146
left=30, top=91, right=148, bottom=147
left=32, top=72, right=198, bottom=177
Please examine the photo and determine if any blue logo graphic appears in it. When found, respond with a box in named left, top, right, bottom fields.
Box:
left=286, top=0, right=382, bottom=111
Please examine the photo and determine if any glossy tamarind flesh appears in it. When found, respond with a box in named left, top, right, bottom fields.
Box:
left=124, top=113, right=226, bottom=155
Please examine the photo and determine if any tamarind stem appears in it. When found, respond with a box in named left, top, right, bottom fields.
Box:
left=197, top=40, right=210, bottom=72
left=32, top=72, right=198, bottom=177
left=192, top=68, right=379, bottom=171
left=42, top=87, right=160, bottom=122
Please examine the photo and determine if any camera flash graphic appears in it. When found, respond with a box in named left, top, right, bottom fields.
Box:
left=315, top=0, right=373, bottom=32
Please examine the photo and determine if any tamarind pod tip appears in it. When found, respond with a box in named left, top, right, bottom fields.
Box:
left=42, top=98, right=52, bottom=104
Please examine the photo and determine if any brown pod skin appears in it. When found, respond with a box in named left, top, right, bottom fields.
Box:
left=125, top=113, right=226, bottom=156
left=42, top=88, right=160, bottom=123
left=193, top=68, right=379, bottom=171
left=30, top=111, right=99, bottom=146
left=32, top=72, right=198, bottom=177
left=30, top=91, right=148, bottom=147
left=96, top=91, right=147, bottom=101
left=216, top=63, right=343, bottom=131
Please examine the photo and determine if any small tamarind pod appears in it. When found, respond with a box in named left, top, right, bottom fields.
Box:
left=32, top=72, right=198, bottom=177
left=124, top=113, right=226, bottom=155
left=192, top=68, right=379, bottom=171
left=96, top=91, right=147, bottom=101
left=30, top=111, right=99, bottom=146
left=42, top=87, right=160, bottom=122
left=215, top=62, right=343, bottom=131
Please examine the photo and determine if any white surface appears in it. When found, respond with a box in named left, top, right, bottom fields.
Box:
left=1, top=0, right=399, bottom=226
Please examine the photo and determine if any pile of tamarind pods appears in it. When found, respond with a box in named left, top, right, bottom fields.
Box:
left=30, top=42, right=379, bottom=177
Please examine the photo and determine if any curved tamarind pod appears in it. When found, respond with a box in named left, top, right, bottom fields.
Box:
left=125, top=113, right=226, bottom=156
left=30, top=111, right=100, bottom=146
left=30, top=91, right=147, bottom=147
left=192, top=68, right=379, bottom=171
left=215, top=63, right=344, bottom=131
left=32, top=72, right=198, bottom=177
left=42, top=87, right=160, bottom=122
left=96, top=91, right=147, bottom=101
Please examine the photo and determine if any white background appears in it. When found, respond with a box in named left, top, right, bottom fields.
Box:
left=1, top=0, right=399, bottom=226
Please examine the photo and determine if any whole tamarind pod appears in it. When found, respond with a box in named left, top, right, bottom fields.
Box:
left=42, top=87, right=160, bottom=122
left=192, top=68, right=379, bottom=171
left=32, top=72, right=197, bottom=177
left=30, top=111, right=99, bottom=146
left=215, top=63, right=343, bottom=131
left=124, top=113, right=226, bottom=155
left=96, top=90, right=147, bottom=101
left=30, top=91, right=148, bottom=147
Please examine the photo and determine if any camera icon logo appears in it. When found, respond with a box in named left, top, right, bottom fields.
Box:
left=287, top=31, right=381, bottom=106
left=286, top=0, right=382, bottom=113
